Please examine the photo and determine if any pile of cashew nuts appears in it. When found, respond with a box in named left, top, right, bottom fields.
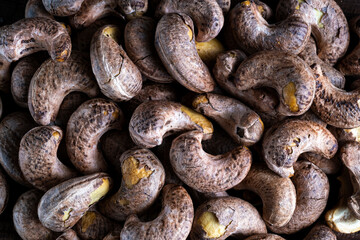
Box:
left=2, top=0, right=360, bottom=239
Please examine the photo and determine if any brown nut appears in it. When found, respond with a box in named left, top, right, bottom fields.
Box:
left=13, top=190, right=55, bottom=240
left=244, top=234, right=285, bottom=240
left=170, top=130, right=251, bottom=193
left=25, top=0, right=54, bottom=19
left=262, top=119, right=338, bottom=178
left=29, top=52, right=100, bottom=126
left=0, top=170, right=8, bottom=215
left=124, top=16, right=173, bottom=83
left=301, top=152, right=341, bottom=175
left=155, top=13, right=216, bottom=93
left=276, top=0, right=350, bottom=65
left=38, top=172, right=112, bottom=232
left=42, top=0, right=85, bottom=16
left=156, top=0, right=224, bottom=42
left=66, top=98, right=123, bottom=174
left=235, top=164, right=297, bottom=227
left=234, top=50, right=316, bottom=116
left=129, top=100, right=213, bottom=148
left=57, top=229, right=80, bottom=240
left=103, top=226, right=122, bottom=240
left=190, top=197, right=267, bottom=240
left=120, top=184, right=193, bottom=240
left=269, top=161, right=330, bottom=234
left=99, top=148, right=165, bottom=221
left=304, top=224, right=337, bottom=240
left=195, top=38, right=225, bottom=67
left=90, top=25, right=142, bottom=101
left=192, top=93, right=264, bottom=146
left=19, top=126, right=78, bottom=191
left=118, top=0, right=148, bottom=19
left=216, top=0, right=231, bottom=14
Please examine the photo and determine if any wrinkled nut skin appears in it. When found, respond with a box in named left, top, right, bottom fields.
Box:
left=118, top=0, right=148, bottom=19
left=263, top=119, right=338, bottom=178
left=301, top=152, right=341, bottom=175
left=120, top=184, right=194, bottom=240
left=103, top=227, right=122, bottom=240
left=269, top=161, right=330, bottom=234
left=155, top=13, right=216, bottom=93
left=13, top=190, right=55, bottom=240
left=29, top=52, right=100, bottom=126
left=235, top=51, right=316, bottom=116
left=229, top=1, right=310, bottom=55
left=190, top=197, right=267, bottom=240
left=57, top=229, right=80, bottom=240
left=129, top=100, right=213, bottom=148
left=304, top=224, right=337, bottom=240
left=216, top=0, right=231, bottom=14
left=66, top=98, right=123, bottom=174
left=277, top=0, right=350, bottom=65
left=170, top=130, right=252, bottom=193
left=0, top=170, right=8, bottom=215
left=25, top=0, right=54, bottom=19
left=244, top=234, right=285, bottom=240
left=19, top=126, right=78, bottom=191
left=38, top=172, right=112, bottom=232
left=193, top=93, right=264, bottom=146
left=90, top=25, right=142, bottom=101
left=156, top=0, right=224, bottom=42
left=42, top=0, right=85, bottom=16
left=124, top=17, right=173, bottom=83
left=235, top=164, right=297, bottom=227
left=99, top=148, right=165, bottom=221
left=0, top=112, right=35, bottom=186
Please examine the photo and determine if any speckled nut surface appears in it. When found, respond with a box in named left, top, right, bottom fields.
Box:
left=57, top=229, right=80, bottom=240
left=99, top=148, right=165, bottom=221
left=244, top=234, right=285, bottom=240
left=193, top=93, right=264, bottom=146
left=118, top=0, right=148, bottom=19
left=304, top=224, right=337, bottom=240
left=0, top=112, right=35, bottom=186
left=262, top=119, right=338, bottom=178
left=25, top=0, right=54, bottom=18
left=120, top=184, right=193, bottom=240
left=229, top=1, right=310, bottom=55
left=155, top=13, right=216, bottom=93
left=276, top=0, right=350, bottom=65
left=124, top=17, right=173, bottom=83
left=38, top=172, right=112, bottom=232
left=235, top=164, right=297, bottom=227
left=13, top=190, right=55, bottom=240
left=90, top=25, right=142, bottom=101
left=29, top=52, right=99, bottom=126
left=234, top=51, right=316, bottom=116
left=216, top=0, right=231, bottom=14
left=170, top=130, right=251, bottom=193
left=269, top=161, right=329, bottom=234
left=0, top=170, right=8, bottom=215
left=66, top=98, right=123, bottom=174
left=156, top=0, right=223, bottom=42
left=42, top=0, right=85, bottom=16
left=301, top=153, right=341, bottom=175
left=129, top=100, right=213, bottom=148
left=19, top=126, right=78, bottom=191
left=190, top=197, right=266, bottom=240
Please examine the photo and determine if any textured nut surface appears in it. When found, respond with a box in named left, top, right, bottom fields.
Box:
left=0, top=170, right=8, bottom=215
left=118, top=0, right=148, bottom=19
left=25, top=0, right=54, bottom=18
left=42, top=0, right=85, bottom=16
left=304, top=224, right=337, bottom=240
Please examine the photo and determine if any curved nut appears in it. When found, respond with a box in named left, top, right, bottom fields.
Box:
left=156, top=0, right=224, bottom=42
left=0, top=170, right=8, bottom=215
left=13, top=190, right=55, bottom=240
left=42, top=0, right=85, bottom=16
left=190, top=197, right=266, bottom=240
left=90, top=25, right=142, bottom=101
left=155, top=13, right=216, bottom=93
left=120, top=184, right=193, bottom=240
left=99, top=148, right=165, bottom=221
left=229, top=1, right=310, bottom=55
left=38, top=172, right=112, bottom=232
left=234, top=51, right=316, bottom=116
left=269, top=161, right=329, bottom=234
left=216, top=0, right=231, bottom=14
left=301, top=152, right=341, bottom=175
left=19, top=126, right=78, bottom=191
left=66, top=98, right=123, bottom=174
left=262, top=119, right=338, bottom=178
left=129, top=100, right=213, bottom=148
left=235, top=164, right=297, bottom=227
left=57, top=229, right=80, bottom=240
left=124, top=16, right=173, bottom=83
left=192, top=93, right=264, bottom=146
left=304, top=224, right=337, bottom=240
left=244, top=234, right=285, bottom=240
left=25, top=0, right=54, bottom=19
left=170, top=130, right=252, bottom=193
left=118, top=0, right=148, bottom=19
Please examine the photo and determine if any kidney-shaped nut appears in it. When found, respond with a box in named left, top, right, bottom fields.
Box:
left=170, top=130, right=251, bottom=193
left=91, top=25, right=142, bottom=101
left=120, top=184, right=193, bottom=240
left=190, top=197, right=267, bottom=240
left=0, top=170, right=8, bottom=215
left=99, top=148, right=165, bottom=221
left=234, top=50, right=316, bottom=116
left=66, top=98, right=123, bottom=174
left=244, top=234, right=285, bottom=240
left=262, top=119, right=338, bottom=178
left=25, top=0, right=54, bottom=19
left=304, top=224, right=337, bottom=240
left=235, top=164, right=297, bottom=228
left=118, top=0, right=148, bottom=19
left=155, top=13, right=216, bottom=93
left=29, top=52, right=99, bottom=125
left=38, top=172, right=112, bottom=232
left=42, top=0, right=85, bottom=16
left=129, top=100, right=213, bottom=148
left=192, top=93, right=264, bottom=146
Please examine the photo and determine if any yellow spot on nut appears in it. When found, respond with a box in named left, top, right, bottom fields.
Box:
left=103, top=110, right=108, bottom=116
left=283, top=82, right=299, bottom=112
left=89, top=178, right=110, bottom=205
left=198, top=212, right=227, bottom=238
left=122, top=156, right=153, bottom=189
left=181, top=105, right=214, bottom=134
left=81, top=211, right=97, bottom=233
left=313, top=8, right=324, bottom=28
left=326, top=206, right=360, bottom=233
left=186, top=25, right=193, bottom=42
left=344, top=127, right=360, bottom=142
left=241, top=1, right=251, bottom=6
left=103, top=26, right=120, bottom=43
left=195, top=38, right=225, bottom=65
left=112, top=110, right=119, bottom=119
left=192, top=95, right=209, bottom=108
left=56, top=49, right=68, bottom=62
left=257, top=5, right=264, bottom=13
left=117, top=198, right=130, bottom=206
left=296, top=0, right=305, bottom=10
left=52, top=131, right=60, bottom=140
left=62, top=208, right=73, bottom=221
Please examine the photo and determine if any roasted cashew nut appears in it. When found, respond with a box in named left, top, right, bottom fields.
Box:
left=120, top=184, right=194, bottom=240
left=304, top=224, right=337, bottom=240
left=118, top=0, right=148, bottom=19
left=244, top=234, right=285, bottom=240
left=42, top=0, right=85, bottom=16
left=301, top=152, right=341, bottom=175
left=25, top=0, right=54, bottom=19
left=0, top=170, right=8, bottom=215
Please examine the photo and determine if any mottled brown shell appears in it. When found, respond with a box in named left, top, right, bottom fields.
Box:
left=301, top=152, right=341, bottom=175
left=117, top=0, right=148, bottom=19
left=244, top=234, right=285, bottom=240
left=0, top=170, right=8, bottom=215
left=25, top=0, right=54, bottom=19
left=216, top=0, right=231, bottom=14
left=42, top=0, right=85, bottom=16
left=304, top=224, right=337, bottom=240
left=56, top=229, right=80, bottom=240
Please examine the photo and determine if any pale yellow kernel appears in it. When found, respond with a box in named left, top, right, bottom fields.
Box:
left=283, top=82, right=299, bottom=112
left=181, top=105, right=214, bottom=134
left=122, top=156, right=153, bottom=188
left=198, top=212, right=227, bottom=238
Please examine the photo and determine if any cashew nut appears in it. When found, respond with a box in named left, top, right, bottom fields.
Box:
left=118, top=0, right=148, bottom=19
left=42, top=0, right=85, bottom=16
left=57, top=229, right=80, bottom=240
left=25, top=0, right=54, bottom=19
left=244, top=234, right=285, bottom=240
left=301, top=152, right=341, bottom=175
left=0, top=170, right=8, bottom=215
left=216, top=0, right=231, bottom=14
left=304, top=224, right=337, bottom=240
